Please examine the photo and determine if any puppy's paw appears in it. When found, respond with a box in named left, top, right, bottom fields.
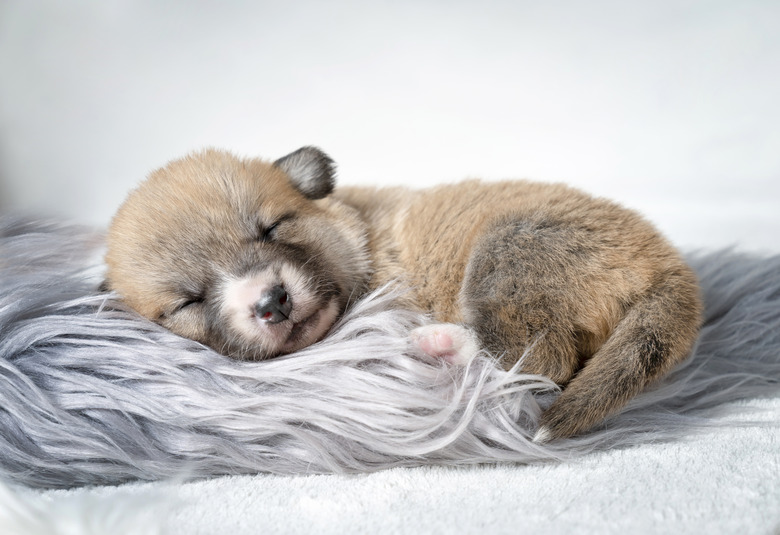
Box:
left=410, top=323, right=480, bottom=366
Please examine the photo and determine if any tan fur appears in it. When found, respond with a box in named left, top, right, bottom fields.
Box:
left=105, top=147, right=702, bottom=441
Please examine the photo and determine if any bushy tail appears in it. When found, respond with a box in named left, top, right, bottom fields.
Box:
left=535, top=272, right=703, bottom=442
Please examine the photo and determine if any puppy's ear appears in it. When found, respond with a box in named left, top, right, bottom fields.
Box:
left=274, top=146, right=336, bottom=199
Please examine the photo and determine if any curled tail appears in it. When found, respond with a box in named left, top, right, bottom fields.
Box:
left=534, top=271, right=702, bottom=442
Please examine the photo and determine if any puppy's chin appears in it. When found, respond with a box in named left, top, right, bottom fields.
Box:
left=219, top=272, right=342, bottom=360
left=229, top=297, right=339, bottom=360
left=275, top=298, right=341, bottom=355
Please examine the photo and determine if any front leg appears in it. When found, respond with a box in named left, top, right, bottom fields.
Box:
left=410, top=323, right=481, bottom=366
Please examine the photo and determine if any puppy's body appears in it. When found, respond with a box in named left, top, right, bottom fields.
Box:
left=105, top=147, right=702, bottom=441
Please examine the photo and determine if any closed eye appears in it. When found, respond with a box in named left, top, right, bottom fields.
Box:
left=260, top=221, right=279, bottom=242
left=157, top=295, right=205, bottom=320
left=258, top=214, right=294, bottom=242
left=174, top=296, right=204, bottom=314
left=181, top=297, right=203, bottom=308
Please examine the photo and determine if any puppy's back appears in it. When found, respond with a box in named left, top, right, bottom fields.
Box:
left=338, top=179, right=702, bottom=439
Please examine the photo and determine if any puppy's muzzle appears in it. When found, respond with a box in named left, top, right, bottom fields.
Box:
left=254, top=285, right=292, bottom=324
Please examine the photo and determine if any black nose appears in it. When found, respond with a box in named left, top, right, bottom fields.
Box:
left=254, top=285, right=292, bottom=324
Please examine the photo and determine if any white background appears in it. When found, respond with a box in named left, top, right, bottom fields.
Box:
left=1, top=0, right=778, bottom=252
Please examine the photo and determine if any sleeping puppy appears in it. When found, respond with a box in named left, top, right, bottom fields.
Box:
left=104, top=147, right=702, bottom=442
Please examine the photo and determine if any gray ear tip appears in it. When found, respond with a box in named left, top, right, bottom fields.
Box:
left=297, top=146, right=334, bottom=163
left=274, top=146, right=337, bottom=199
left=298, top=145, right=337, bottom=177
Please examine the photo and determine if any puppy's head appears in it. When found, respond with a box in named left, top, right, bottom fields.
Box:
left=104, top=147, right=370, bottom=360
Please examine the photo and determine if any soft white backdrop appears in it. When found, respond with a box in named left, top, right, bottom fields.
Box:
left=2, top=4, right=780, bottom=533
left=1, top=0, right=778, bottom=252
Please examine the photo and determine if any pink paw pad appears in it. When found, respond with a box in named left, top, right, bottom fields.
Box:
left=410, top=324, right=480, bottom=366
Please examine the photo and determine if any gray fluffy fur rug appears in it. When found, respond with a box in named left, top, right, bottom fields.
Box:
left=1, top=216, right=778, bottom=489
